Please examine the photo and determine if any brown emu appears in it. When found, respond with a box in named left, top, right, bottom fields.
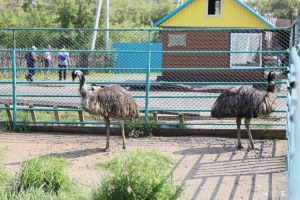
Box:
left=72, top=70, right=140, bottom=150
left=211, top=71, right=277, bottom=149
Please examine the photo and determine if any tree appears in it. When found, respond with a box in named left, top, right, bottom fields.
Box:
left=0, top=0, right=176, bottom=29
left=73, top=0, right=95, bottom=28
left=53, top=0, right=77, bottom=28
left=245, top=0, right=300, bottom=19
left=109, top=0, right=175, bottom=28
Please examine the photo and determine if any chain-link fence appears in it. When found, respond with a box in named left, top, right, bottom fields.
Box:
left=0, top=28, right=291, bottom=129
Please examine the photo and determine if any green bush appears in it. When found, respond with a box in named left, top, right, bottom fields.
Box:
left=14, top=157, right=71, bottom=194
left=93, top=149, right=183, bottom=200
left=0, top=147, right=13, bottom=198
left=0, top=155, right=87, bottom=199
left=127, top=119, right=157, bottom=137
left=0, top=121, right=28, bottom=133
left=2, top=186, right=88, bottom=200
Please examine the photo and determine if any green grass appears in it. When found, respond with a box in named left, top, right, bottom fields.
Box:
left=14, top=157, right=72, bottom=193
left=0, top=147, right=13, bottom=199
left=0, top=155, right=88, bottom=200
left=0, top=149, right=184, bottom=199
left=0, top=110, right=30, bottom=132
left=0, top=121, right=29, bottom=133
left=0, top=147, right=7, bottom=161
left=93, top=149, right=184, bottom=200
left=126, top=118, right=157, bottom=137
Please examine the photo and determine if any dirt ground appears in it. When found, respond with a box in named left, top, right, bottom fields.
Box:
left=0, top=132, right=287, bottom=200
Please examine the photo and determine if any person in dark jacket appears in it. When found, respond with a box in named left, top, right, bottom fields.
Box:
left=58, top=45, right=70, bottom=81
left=25, top=46, right=37, bottom=82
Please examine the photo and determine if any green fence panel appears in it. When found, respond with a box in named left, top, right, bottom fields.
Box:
left=0, top=28, right=290, bottom=129
left=287, top=10, right=300, bottom=200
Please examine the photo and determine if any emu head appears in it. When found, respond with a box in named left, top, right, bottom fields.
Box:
left=267, top=71, right=276, bottom=83
left=72, top=70, right=85, bottom=83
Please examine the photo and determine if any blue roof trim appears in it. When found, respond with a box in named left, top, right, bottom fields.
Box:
left=153, top=0, right=194, bottom=27
left=235, top=0, right=276, bottom=28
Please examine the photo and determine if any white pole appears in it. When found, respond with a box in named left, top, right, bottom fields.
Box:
left=105, top=0, right=109, bottom=50
left=90, top=0, right=102, bottom=50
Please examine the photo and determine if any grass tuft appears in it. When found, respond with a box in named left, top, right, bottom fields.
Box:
left=93, top=149, right=184, bottom=200
left=0, top=121, right=29, bottom=133
left=0, top=147, right=13, bottom=197
left=127, top=119, right=157, bottom=137
left=13, top=157, right=71, bottom=194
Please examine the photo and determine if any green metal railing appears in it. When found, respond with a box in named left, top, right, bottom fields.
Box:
left=0, top=27, right=290, bottom=129
left=287, top=46, right=300, bottom=200
left=286, top=11, right=300, bottom=200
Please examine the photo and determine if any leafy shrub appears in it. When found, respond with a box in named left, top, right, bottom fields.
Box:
left=14, top=157, right=71, bottom=194
left=0, top=121, right=28, bottom=133
left=0, top=147, right=13, bottom=197
left=2, top=186, right=87, bottom=200
left=93, top=149, right=184, bottom=200
left=127, top=119, right=157, bottom=137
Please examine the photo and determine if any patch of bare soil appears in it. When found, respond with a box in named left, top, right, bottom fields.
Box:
left=0, top=132, right=287, bottom=200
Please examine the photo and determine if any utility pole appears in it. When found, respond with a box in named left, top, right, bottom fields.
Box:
left=105, top=0, right=109, bottom=50
left=90, top=0, right=102, bottom=50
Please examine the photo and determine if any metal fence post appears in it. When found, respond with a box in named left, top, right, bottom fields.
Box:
left=289, top=46, right=300, bottom=200
left=144, top=30, right=151, bottom=122
left=12, top=50, right=17, bottom=130
left=297, top=8, right=300, bottom=52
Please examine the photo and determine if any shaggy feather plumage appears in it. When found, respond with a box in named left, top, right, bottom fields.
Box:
left=72, top=70, right=139, bottom=150
left=211, top=71, right=277, bottom=149
left=80, top=84, right=139, bottom=119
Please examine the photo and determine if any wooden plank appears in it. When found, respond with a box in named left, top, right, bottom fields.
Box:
left=152, top=112, right=158, bottom=122
left=53, top=105, right=61, bottom=125
left=78, top=106, right=85, bottom=126
left=179, top=113, right=184, bottom=124
left=29, top=104, right=37, bottom=122
left=27, top=126, right=286, bottom=140
left=5, top=104, right=12, bottom=121
left=177, top=113, right=184, bottom=128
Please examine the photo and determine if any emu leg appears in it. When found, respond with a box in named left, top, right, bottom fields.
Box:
left=118, top=120, right=126, bottom=149
left=245, top=118, right=254, bottom=149
left=103, top=117, right=110, bottom=150
left=236, top=117, right=242, bottom=148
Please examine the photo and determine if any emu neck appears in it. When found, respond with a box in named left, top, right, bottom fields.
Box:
left=79, top=79, right=88, bottom=96
left=266, top=81, right=276, bottom=93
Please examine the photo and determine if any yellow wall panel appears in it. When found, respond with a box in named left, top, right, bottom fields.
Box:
left=160, top=0, right=269, bottom=28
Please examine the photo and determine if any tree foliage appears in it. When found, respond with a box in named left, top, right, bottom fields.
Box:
left=0, top=0, right=175, bottom=28
left=245, top=0, right=300, bottom=19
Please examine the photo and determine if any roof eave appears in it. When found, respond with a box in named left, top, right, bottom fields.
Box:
left=153, top=0, right=194, bottom=27
left=154, top=0, right=277, bottom=28
left=235, top=0, right=276, bottom=28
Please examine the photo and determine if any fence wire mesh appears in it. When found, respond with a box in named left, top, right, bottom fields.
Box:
left=0, top=28, right=291, bottom=129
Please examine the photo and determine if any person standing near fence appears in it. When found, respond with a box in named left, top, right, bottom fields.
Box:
left=25, top=46, right=37, bottom=82
left=58, top=45, right=70, bottom=81
left=42, top=44, right=51, bottom=80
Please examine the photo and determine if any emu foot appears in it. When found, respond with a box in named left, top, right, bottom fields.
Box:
left=249, top=143, right=254, bottom=150
left=248, top=143, right=255, bottom=151
left=104, top=146, right=110, bottom=152
left=237, top=142, right=243, bottom=149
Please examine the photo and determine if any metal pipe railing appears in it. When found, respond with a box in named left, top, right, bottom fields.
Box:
left=287, top=46, right=300, bottom=199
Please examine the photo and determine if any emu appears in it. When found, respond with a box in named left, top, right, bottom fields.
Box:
left=72, top=70, right=140, bottom=151
left=211, top=71, right=277, bottom=149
